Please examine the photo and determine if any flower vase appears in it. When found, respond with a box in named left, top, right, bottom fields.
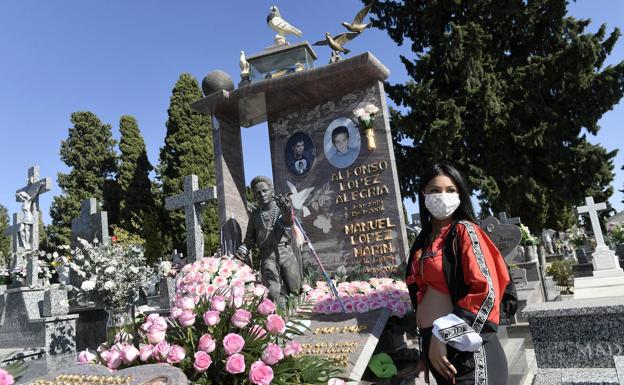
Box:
left=106, top=307, right=133, bottom=342
left=365, top=127, right=376, bottom=151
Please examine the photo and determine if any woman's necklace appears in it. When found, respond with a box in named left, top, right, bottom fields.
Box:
left=259, top=203, right=278, bottom=230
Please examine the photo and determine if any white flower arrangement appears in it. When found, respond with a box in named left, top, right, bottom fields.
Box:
left=353, top=103, right=381, bottom=151
left=159, top=260, right=176, bottom=278
left=68, top=238, right=154, bottom=310
left=353, top=103, right=380, bottom=129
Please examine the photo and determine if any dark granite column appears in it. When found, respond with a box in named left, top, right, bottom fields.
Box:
left=211, top=112, right=248, bottom=255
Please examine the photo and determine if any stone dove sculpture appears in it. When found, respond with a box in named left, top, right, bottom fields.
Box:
left=267, top=5, right=302, bottom=45
left=313, top=31, right=360, bottom=63
left=239, top=51, right=250, bottom=78
left=286, top=180, right=314, bottom=217
left=342, top=0, right=376, bottom=33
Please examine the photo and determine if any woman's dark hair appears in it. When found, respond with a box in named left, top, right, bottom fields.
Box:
left=417, top=162, right=476, bottom=238
left=331, top=126, right=349, bottom=142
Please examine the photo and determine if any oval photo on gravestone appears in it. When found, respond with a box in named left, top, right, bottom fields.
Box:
left=324, top=117, right=360, bottom=169
left=284, top=132, right=315, bottom=176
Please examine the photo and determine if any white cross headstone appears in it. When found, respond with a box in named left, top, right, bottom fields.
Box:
left=165, top=175, right=217, bottom=262
left=576, top=197, right=608, bottom=248
left=574, top=196, right=624, bottom=300
left=576, top=196, right=619, bottom=272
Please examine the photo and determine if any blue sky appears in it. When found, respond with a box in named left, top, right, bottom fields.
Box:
left=0, top=1, right=622, bottom=229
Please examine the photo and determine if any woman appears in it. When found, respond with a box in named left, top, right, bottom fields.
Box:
left=406, top=163, right=510, bottom=385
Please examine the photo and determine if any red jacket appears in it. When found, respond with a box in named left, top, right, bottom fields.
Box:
left=406, top=221, right=511, bottom=331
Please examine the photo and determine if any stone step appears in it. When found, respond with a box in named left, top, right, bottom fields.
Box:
left=574, top=274, right=624, bottom=288
left=515, top=281, right=544, bottom=322
left=506, top=321, right=533, bottom=349
left=503, top=338, right=529, bottom=385
left=534, top=368, right=619, bottom=385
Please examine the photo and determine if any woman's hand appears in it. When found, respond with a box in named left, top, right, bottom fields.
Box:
left=428, top=336, right=457, bottom=381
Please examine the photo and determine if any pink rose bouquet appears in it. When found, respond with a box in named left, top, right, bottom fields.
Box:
left=308, top=278, right=412, bottom=317
left=78, top=256, right=342, bottom=384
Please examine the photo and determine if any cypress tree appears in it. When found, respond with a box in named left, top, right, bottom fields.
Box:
left=48, top=111, right=118, bottom=247
left=368, top=0, right=623, bottom=230
left=116, top=115, right=161, bottom=262
left=0, top=204, right=10, bottom=266
left=157, top=74, right=219, bottom=256
left=117, top=116, right=154, bottom=226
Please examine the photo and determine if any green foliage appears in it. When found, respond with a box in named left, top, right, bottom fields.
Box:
left=0, top=204, right=10, bottom=266
left=567, top=226, right=589, bottom=248
left=0, top=354, right=26, bottom=383
left=48, top=111, right=118, bottom=248
left=368, top=0, right=623, bottom=231
left=609, top=224, right=624, bottom=245
left=116, top=115, right=161, bottom=263
left=111, top=224, right=145, bottom=246
left=157, top=74, right=219, bottom=257
left=546, top=259, right=574, bottom=294
left=519, top=224, right=539, bottom=246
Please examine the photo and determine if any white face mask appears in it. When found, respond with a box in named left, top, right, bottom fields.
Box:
left=424, top=192, right=461, bottom=220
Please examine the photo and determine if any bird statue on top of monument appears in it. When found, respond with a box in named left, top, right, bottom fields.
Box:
left=267, top=5, right=303, bottom=46
left=313, top=32, right=359, bottom=63
left=342, top=0, right=376, bottom=33
left=239, top=50, right=250, bottom=78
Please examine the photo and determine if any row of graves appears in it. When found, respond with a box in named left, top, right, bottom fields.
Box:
left=524, top=196, right=624, bottom=385
left=0, top=60, right=536, bottom=385
left=3, top=10, right=623, bottom=385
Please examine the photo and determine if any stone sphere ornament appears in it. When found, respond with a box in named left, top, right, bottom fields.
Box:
left=202, top=70, right=234, bottom=96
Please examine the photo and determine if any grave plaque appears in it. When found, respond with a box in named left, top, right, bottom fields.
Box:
left=31, top=363, right=189, bottom=385
left=480, top=216, right=522, bottom=263
left=267, top=61, right=408, bottom=276
left=291, top=308, right=391, bottom=383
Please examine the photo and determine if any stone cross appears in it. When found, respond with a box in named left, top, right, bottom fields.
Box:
left=4, top=213, right=20, bottom=254
left=15, top=166, right=52, bottom=251
left=498, top=212, right=521, bottom=225
left=576, top=196, right=608, bottom=247
left=165, top=175, right=217, bottom=262
left=71, top=198, right=109, bottom=249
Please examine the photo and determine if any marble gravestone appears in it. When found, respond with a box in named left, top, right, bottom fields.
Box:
left=165, top=175, right=217, bottom=262
left=291, top=308, right=391, bottom=384
left=524, top=297, right=624, bottom=385
left=574, top=196, right=624, bottom=299
left=193, top=51, right=409, bottom=277
left=480, top=215, right=522, bottom=262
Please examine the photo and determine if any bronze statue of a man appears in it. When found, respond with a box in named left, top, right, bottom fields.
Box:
left=236, top=176, right=302, bottom=304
